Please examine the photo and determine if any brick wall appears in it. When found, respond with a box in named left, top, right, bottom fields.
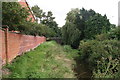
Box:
left=0, top=29, right=46, bottom=64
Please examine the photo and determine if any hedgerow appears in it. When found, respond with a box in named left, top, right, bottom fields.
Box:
left=79, top=40, right=120, bottom=78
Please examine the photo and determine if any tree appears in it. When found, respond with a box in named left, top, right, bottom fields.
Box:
left=41, top=11, right=56, bottom=27
left=32, top=5, right=61, bottom=37
left=62, top=22, right=81, bottom=48
left=34, top=24, right=56, bottom=37
left=62, top=8, right=112, bottom=48
left=31, top=5, right=44, bottom=22
left=62, top=8, right=81, bottom=48
left=64, top=8, right=96, bottom=40
left=2, top=2, right=29, bottom=31
left=32, top=5, right=56, bottom=27
left=75, top=8, right=96, bottom=40
left=84, top=14, right=111, bottom=39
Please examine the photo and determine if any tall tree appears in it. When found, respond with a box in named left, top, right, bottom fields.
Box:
left=2, top=2, right=29, bottom=31
left=84, top=14, right=111, bottom=39
left=32, top=5, right=61, bottom=37
left=62, top=22, right=81, bottom=48
left=31, top=5, right=44, bottom=22
left=75, top=8, right=96, bottom=40
left=32, top=5, right=56, bottom=27
left=62, top=8, right=112, bottom=48
left=62, top=9, right=81, bottom=48
left=41, top=11, right=55, bottom=26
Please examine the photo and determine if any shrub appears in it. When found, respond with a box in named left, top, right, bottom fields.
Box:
left=18, top=21, right=56, bottom=37
left=108, top=27, right=120, bottom=40
left=95, top=27, right=120, bottom=41
left=79, top=40, right=120, bottom=78
left=95, top=33, right=109, bottom=41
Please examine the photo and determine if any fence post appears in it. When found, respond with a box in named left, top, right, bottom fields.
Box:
left=4, top=28, right=8, bottom=64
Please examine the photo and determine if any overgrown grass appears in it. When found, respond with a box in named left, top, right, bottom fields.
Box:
left=3, top=41, right=79, bottom=78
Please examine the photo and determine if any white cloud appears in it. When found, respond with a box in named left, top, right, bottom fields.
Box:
left=27, top=0, right=120, bottom=27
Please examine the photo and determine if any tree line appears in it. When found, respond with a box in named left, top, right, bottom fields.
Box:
left=2, top=2, right=61, bottom=37
left=62, top=8, right=116, bottom=48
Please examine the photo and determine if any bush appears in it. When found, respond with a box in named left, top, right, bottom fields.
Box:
left=108, top=27, right=120, bottom=40
left=18, top=21, right=56, bottom=37
left=95, top=33, right=109, bottom=41
left=79, top=40, right=120, bottom=78
left=95, top=27, right=120, bottom=41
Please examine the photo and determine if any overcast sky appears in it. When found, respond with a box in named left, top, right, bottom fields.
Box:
left=26, top=0, right=119, bottom=27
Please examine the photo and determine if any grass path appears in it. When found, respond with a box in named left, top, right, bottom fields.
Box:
left=3, top=41, right=79, bottom=78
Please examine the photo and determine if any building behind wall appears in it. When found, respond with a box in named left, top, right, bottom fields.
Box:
left=18, top=0, right=36, bottom=22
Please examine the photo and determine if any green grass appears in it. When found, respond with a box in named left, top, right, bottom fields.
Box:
left=3, top=41, right=79, bottom=78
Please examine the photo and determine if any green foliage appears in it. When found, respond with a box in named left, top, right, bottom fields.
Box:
left=18, top=21, right=35, bottom=35
left=2, top=3, right=60, bottom=37
left=31, top=5, right=43, bottom=22
left=38, top=25, right=56, bottom=37
left=108, top=27, right=120, bottom=40
left=19, top=21, right=56, bottom=37
left=79, top=40, right=120, bottom=78
left=62, top=22, right=81, bottom=48
left=95, top=27, right=120, bottom=41
left=84, top=14, right=111, bottom=39
left=63, top=45, right=79, bottom=59
left=3, top=41, right=79, bottom=78
left=62, top=8, right=112, bottom=48
left=66, top=8, right=80, bottom=23
left=62, top=9, right=81, bottom=48
left=0, top=2, right=2, bottom=23
left=2, top=2, right=29, bottom=31
left=32, top=5, right=61, bottom=37
left=41, top=11, right=55, bottom=25
left=95, top=33, right=109, bottom=41
left=74, top=8, right=96, bottom=40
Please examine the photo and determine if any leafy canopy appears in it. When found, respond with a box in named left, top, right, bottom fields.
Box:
left=62, top=8, right=112, bottom=48
left=2, top=2, right=29, bottom=31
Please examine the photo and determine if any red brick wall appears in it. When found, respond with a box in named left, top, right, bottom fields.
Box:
left=0, top=29, right=46, bottom=64
left=0, top=30, right=6, bottom=63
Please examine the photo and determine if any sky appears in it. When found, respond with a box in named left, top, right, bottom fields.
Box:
left=26, top=0, right=120, bottom=27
